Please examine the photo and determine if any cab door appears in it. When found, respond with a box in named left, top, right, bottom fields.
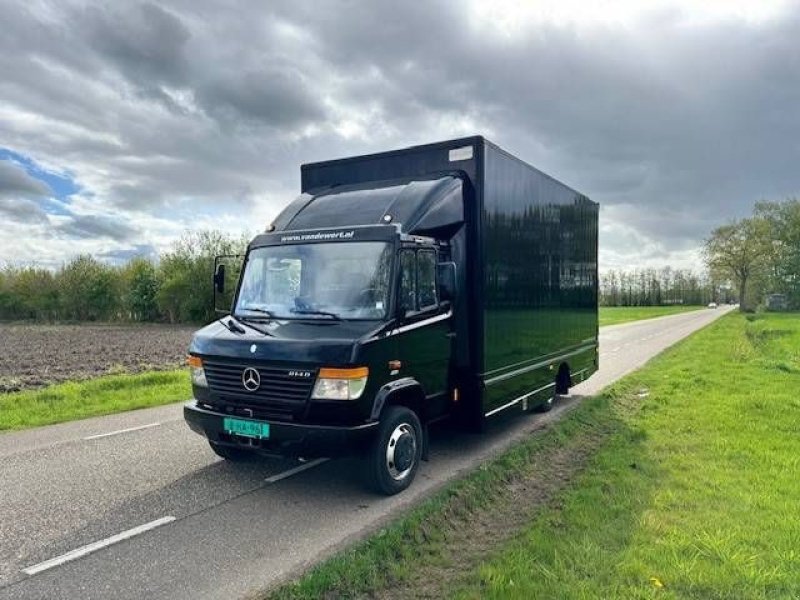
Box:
left=396, top=248, right=452, bottom=410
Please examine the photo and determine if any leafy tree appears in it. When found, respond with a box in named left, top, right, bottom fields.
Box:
left=0, top=266, right=60, bottom=320
left=156, top=230, right=247, bottom=323
left=703, top=218, right=767, bottom=311
left=754, top=199, right=800, bottom=308
left=17, top=267, right=59, bottom=319
left=57, top=255, right=121, bottom=321
left=122, top=257, right=160, bottom=321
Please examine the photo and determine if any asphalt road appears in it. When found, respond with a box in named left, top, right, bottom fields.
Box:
left=0, top=307, right=733, bottom=599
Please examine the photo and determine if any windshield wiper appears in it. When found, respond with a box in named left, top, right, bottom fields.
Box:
left=229, top=314, right=270, bottom=336
left=222, top=317, right=246, bottom=334
left=290, top=308, right=341, bottom=320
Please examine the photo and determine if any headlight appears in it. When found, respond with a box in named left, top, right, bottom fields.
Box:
left=187, top=355, right=208, bottom=388
left=312, top=367, right=369, bottom=400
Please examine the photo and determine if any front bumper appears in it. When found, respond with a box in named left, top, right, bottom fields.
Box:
left=184, top=401, right=378, bottom=457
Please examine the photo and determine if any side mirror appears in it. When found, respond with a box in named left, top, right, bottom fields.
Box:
left=437, top=262, right=457, bottom=302
left=213, top=263, right=226, bottom=294
left=213, top=253, right=245, bottom=317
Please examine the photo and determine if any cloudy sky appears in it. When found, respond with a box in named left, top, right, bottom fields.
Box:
left=1, top=0, right=798, bottom=271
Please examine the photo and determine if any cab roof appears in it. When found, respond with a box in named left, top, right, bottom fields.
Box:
left=271, top=176, right=464, bottom=237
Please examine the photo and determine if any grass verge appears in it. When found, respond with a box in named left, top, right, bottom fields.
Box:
left=0, top=369, right=190, bottom=430
left=599, top=305, right=705, bottom=327
left=268, top=312, right=800, bottom=599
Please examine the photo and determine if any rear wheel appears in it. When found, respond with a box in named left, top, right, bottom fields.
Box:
left=366, top=406, right=423, bottom=495
left=209, top=440, right=252, bottom=461
left=533, top=389, right=557, bottom=412
left=534, top=365, right=570, bottom=413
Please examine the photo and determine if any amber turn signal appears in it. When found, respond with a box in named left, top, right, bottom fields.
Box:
left=186, top=355, right=203, bottom=368
left=318, top=366, right=369, bottom=380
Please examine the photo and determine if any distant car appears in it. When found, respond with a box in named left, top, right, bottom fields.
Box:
left=708, top=302, right=718, bottom=309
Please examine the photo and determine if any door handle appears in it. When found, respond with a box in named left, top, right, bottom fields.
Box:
left=446, top=332, right=456, bottom=338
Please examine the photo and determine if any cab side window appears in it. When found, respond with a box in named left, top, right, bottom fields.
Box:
left=400, top=249, right=439, bottom=315
left=417, top=250, right=437, bottom=310
left=399, top=250, right=417, bottom=314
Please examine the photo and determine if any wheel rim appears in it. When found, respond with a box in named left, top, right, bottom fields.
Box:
left=386, top=422, right=417, bottom=481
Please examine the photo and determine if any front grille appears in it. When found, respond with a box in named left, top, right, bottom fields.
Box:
left=203, top=360, right=316, bottom=407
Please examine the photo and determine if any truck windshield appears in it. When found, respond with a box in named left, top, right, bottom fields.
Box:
left=235, top=242, right=393, bottom=320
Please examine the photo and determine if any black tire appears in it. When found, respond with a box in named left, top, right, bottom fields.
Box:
left=533, top=389, right=557, bottom=413
left=366, top=406, right=423, bottom=495
left=209, top=440, right=252, bottom=461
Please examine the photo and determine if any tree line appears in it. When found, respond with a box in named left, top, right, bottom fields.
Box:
left=0, top=231, right=247, bottom=324
left=600, top=267, right=722, bottom=307
left=704, top=198, right=800, bottom=311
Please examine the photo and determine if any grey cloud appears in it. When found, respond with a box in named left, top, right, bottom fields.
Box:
left=55, top=214, right=139, bottom=242
left=195, top=66, right=326, bottom=127
left=0, top=161, right=52, bottom=198
left=96, top=243, right=159, bottom=265
left=83, top=3, right=190, bottom=85
left=0, top=197, right=49, bottom=224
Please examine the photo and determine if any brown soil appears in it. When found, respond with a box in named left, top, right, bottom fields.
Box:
left=370, top=413, right=612, bottom=599
left=0, top=323, right=197, bottom=392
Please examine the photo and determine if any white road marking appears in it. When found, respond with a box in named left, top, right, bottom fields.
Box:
left=22, top=516, right=176, bottom=576
left=265, top=458, right=329, bottom=483
left=83, top=422, right=162, bottom=441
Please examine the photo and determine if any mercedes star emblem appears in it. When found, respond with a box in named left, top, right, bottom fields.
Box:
left=242, top=367, right=261, bottom=392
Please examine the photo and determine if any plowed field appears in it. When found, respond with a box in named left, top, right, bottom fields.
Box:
left=0, top=323, right=196, bottom=392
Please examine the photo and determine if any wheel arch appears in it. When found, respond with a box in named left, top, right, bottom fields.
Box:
left=370, top=377, right=427, bottom=422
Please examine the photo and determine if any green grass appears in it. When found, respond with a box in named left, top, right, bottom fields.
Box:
left=0, top=369, right=190, bottom=430
left=454, top=312, right=800, bottom=599
left=268, top=312, right=800, bottom=600
left=599, top=305, right=705, bottom=326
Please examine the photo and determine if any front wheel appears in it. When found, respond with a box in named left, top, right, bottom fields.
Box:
left=365, top=406, right=423, bottom=495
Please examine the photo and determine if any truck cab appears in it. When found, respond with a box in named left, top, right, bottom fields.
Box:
left=185, top=178, right=463, bottom=495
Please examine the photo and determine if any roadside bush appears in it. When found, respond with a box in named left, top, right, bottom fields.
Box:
left=156, top=230, right=247, bottom=323
left=57, top=255, right=121, bottom=321
left=0, top=266, right=60, bottom=320
left=122, top=257, right=159, bottom=321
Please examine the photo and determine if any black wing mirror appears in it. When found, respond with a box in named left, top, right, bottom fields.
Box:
left=213, top=254, right=245, bottom=316
left=437, top=262, right=457, bottom=302
left=213, top=262, right=226, bottom=294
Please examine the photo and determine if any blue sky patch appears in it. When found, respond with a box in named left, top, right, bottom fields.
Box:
left=0, top=147, right=81, bottom=203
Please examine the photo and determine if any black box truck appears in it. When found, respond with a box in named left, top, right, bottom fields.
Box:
left=184, top=136, right=598, bottom=494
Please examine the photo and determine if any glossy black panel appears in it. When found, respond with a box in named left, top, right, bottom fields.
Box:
left=482, top=142, right=598, bottom=408
left=297, top=136, right=597, bottom=419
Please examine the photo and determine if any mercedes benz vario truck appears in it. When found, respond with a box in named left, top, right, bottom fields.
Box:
left=184, top=136, right=598, bottom=495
